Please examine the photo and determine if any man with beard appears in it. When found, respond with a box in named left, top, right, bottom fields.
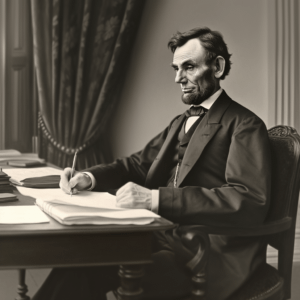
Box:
left=33, top=27, right=271, bottom=300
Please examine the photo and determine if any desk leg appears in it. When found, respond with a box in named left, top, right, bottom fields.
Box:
left=117, top=265, right=144, bottom=300
left=15, top=269, right=30, bottom=300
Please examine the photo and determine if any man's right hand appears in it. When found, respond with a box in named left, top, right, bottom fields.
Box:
left=59, top=167, right=92, bottom=194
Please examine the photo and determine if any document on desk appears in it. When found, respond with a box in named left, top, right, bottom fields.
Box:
left=0, top=206, right=49, bottom=224
left=16, top=187, right=160, bottom=225
left=17, top=187, right=120, bottom=210
left=5, top=167, right=62, bottom=185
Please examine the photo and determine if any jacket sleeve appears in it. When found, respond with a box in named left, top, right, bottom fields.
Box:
left=83, top=116, right=180, bottom=191
left=158, top=116, right=271, bottom=226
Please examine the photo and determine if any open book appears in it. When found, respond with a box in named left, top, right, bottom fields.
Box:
left=17, top=187, right=160, bottom=225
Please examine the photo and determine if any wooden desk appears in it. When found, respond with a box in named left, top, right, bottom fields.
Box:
left=0, top=189, right=174, bottom=300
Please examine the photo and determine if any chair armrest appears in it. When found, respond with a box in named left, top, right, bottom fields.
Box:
left=180, top=217, right=292, bottom=237
left=177, top=217, right=292, bottom=281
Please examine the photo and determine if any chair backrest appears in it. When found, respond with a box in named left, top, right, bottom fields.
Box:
left=266, top=125, right=300, bottom=299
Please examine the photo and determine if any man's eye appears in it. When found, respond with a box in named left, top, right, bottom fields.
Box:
left=186, top=65, right=194, bottom=71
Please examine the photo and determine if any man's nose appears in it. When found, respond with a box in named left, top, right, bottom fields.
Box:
left=175, top=70, right=187, bottom=84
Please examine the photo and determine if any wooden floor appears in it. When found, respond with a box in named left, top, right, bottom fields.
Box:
left=0, top=263, right=299, bottom=300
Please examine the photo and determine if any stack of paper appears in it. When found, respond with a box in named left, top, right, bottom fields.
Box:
left=17, top=187, right=160, bottom=225
left=4, top=167, right=62, bottom=188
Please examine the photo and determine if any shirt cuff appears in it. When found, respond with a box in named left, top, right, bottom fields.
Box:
left=151, top=189, right=159, bottom=214
left=82, top=172, right=96, bottom=191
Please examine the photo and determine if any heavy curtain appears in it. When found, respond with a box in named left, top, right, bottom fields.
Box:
left=31, top=0, right=145, bottom=169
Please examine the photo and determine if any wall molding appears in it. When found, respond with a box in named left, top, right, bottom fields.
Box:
left=267, top=0, right=300, bottom=264
left=0, top=0, right=6, bottom=149
left=268, top=0, right=300, bottom=130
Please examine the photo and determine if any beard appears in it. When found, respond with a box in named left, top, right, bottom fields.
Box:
left=181, top=84, right=216, bottom=105
left=181, top=68, right=217, bottom=105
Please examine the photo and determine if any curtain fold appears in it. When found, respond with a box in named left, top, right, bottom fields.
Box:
left=31, top=0, right=145, bottom=169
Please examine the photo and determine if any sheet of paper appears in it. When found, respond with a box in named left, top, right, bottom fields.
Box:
left=17, top=186, right=121, bottom=210
left=5, top=167, right=62, bottom=185
left=36, top=201, right=159, bottom=225
left=38, top=201, right=159, bottom=219
left=0, top=205, right=50, bottom=224
left=58, top=217, right=155, bottom=226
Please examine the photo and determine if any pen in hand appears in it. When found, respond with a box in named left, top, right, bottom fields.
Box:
left=70, top=151, right=78, bottom=197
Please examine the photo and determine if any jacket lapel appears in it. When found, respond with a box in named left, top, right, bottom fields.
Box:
left=145, top=113, right=186, bottom=188
left=177, top=91, right=232, bottom=187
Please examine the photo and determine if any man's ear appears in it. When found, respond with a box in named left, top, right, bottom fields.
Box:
left=214, top=56, right=225, bottom=79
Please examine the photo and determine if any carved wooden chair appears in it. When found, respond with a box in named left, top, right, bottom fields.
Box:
left=177, top=125, right=300, bottom=300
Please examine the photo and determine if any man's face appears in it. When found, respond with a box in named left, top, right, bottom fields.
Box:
left=172, top=38, right=218, bottom=105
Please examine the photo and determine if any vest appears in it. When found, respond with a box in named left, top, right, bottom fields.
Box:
left=166, top=114, right=205, bottom=187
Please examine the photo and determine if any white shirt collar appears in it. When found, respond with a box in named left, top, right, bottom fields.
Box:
left=191, top=88, right=223, bottom=110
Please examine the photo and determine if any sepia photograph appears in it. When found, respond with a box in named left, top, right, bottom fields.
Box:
left=0, top=0, right=299, bottom=299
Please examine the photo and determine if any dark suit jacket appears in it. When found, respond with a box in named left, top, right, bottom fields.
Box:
left=85, top=91, right=271, bottom=299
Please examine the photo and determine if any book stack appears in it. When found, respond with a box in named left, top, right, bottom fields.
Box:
left=0, top=169, right=14, bottom=193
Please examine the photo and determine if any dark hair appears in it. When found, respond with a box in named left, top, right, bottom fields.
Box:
left=168, top=27, right=232, bottom=80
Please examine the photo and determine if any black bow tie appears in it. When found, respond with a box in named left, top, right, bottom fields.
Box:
left=185, top=106, right=208, bottom=117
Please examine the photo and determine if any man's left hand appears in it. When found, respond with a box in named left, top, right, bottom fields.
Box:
left=116, top=182, right=152, bottom=210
